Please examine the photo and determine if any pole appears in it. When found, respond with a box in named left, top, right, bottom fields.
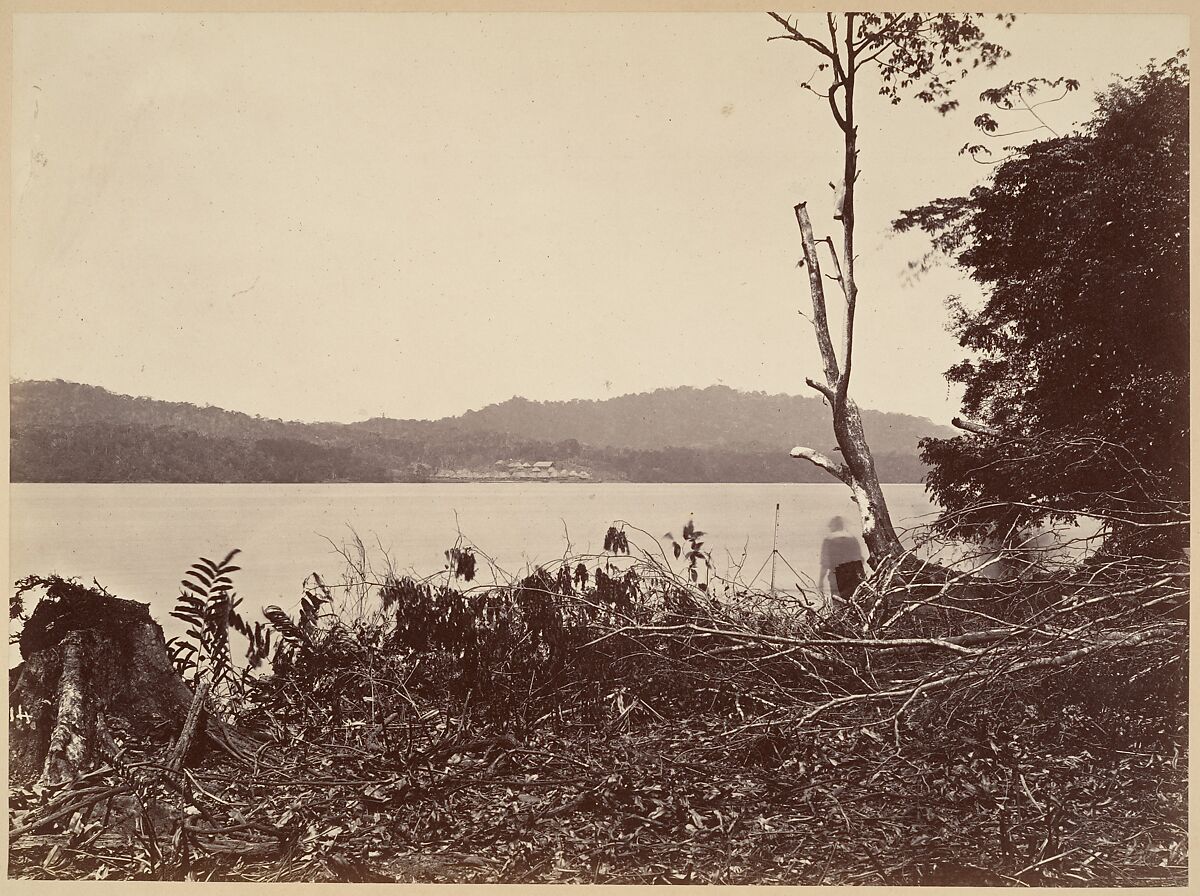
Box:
left=769, top=502, right=780, bottom=594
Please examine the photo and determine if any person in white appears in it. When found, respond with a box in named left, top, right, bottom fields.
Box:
left=818, top=516, right=866, bottom=603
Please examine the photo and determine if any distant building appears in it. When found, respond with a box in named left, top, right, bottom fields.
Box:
left=428, top=458, right=597, bottom=482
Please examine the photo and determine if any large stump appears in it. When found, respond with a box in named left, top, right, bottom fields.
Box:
left=10, top=578, right=250, bottom=785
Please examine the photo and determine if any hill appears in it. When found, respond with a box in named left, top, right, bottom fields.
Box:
left=431, top=386, right=944, bottom=454
left=10, top=380, right=951, bottom=483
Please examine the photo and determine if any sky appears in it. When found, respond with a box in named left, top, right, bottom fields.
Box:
left=10, top=12, right=1189, bottom=424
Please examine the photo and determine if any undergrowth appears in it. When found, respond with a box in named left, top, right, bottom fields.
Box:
left=8, top=519, right=1187, bottom=884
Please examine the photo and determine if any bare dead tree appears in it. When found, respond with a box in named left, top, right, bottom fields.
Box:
left=767, top=12, right=1011, bottom=564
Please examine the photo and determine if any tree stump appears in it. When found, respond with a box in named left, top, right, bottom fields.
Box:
left=10, top=578, right=253, bottom=786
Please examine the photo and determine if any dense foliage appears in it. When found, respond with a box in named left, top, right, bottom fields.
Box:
left=895, top=55, right=1189, bottom=549
left=10, top=381, right=942, bottom=483
left=10, top=422, right=392, bottom=483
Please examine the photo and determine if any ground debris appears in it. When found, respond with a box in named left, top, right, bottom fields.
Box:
left=9, top=707, right=1185, bottom=884
left=9, top=538, right=1187, bottom=883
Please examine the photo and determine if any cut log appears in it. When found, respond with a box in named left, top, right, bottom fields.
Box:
left=10, top=578, right=257, bottom=786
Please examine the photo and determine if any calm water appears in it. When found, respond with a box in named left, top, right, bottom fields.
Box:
left=10, top=482, right=938, bottom=636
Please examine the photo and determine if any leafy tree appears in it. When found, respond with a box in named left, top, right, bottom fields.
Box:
left=767, top=12, right=1012, bottom=563
left=894, top=53, right=1189, bottom=553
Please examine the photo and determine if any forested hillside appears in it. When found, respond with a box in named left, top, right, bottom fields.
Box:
left=11, top=380, right=947, bottom=483
left=429, top=386, right=942, bottom=452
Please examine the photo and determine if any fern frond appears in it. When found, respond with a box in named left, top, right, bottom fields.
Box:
left=176, top=606, right=205, bottom=623
left=170, top=548, right=245, bottom=694
left=181, top=580, right=210, bottom=598
left=263, top=605, right=312, bottom=650
left=217, top=548, right=242, bottom=570
left=229, top=607, right=252, bottom=637
left=298, top=577, right=332, bottom=634
left=184, top=568, right=214, bottom=587
left=244, top=622, right=274, bottom=669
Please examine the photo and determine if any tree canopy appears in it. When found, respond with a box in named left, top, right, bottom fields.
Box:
left=894, top=53, right=1189, bottom=552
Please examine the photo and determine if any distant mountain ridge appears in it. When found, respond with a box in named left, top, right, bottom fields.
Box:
left=10, top=380, right=951, bottom=483
left=429, top=386, right=947, bottom=453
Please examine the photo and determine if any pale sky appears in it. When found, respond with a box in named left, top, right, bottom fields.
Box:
left=11, top=12, right=1188, bottom=424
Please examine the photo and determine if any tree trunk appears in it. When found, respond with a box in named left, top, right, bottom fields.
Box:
left=833, top=396, right=904, bottom=566
left=790, top=201, right=904, bottom=565
left=10, top=579, right=255, bottom=786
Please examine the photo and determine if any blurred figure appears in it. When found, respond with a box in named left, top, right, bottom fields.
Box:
left=819, top=516, right=866, bottom=603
